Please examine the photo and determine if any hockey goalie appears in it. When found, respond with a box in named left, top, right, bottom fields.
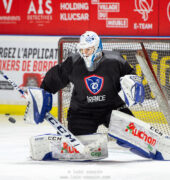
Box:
left=24, top=31, right=170, bottom=161
left=25, top=84, right=170, bottom=161
left=25, top=73, right=170, bottom=161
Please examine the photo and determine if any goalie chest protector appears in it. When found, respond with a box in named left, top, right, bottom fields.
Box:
left=41, top=50, right=135, bottom=111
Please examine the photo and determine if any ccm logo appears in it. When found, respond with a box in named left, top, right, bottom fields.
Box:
left=48, top=136, right=62, bottom=141
left=150, top=126, right=163, bottom=136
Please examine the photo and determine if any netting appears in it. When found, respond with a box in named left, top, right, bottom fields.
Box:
left=58, top=38, right=170, bottom=135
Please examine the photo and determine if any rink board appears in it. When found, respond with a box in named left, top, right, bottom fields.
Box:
left=0, top=104, right=58, bottom=117
left=0, top=104, right=168, bottom=124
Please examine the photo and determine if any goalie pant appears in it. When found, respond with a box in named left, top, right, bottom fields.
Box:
left=29, top=133, right=108, bottom=161
left=108, top=110, right=170, bottom=160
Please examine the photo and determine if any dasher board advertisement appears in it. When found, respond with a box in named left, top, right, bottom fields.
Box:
left=0, top=0, right=170, bottom=36
left=0, top=36, right=59, bottom=105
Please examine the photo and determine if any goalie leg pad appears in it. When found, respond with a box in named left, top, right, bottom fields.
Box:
left=29, top=133, right=61, bottom=160
left=109, top=133, right=164, bottom=160
left=108, top=110, right=170, bottom=160
left=29, top=133, right=108, bottom=161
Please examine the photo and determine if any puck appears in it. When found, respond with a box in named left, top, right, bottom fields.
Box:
left=8, top=117, right=16, bottom=123
left=5, top=113, right=10, bottom=116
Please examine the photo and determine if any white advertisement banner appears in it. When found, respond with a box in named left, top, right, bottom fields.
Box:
left=0, top=35, right=60, bottom=105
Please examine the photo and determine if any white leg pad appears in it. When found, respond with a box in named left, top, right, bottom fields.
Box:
left=108, top=110, right=170, bottom=160
left=29, top=133, right=108, bottom=161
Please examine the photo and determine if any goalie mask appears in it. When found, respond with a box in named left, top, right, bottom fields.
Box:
left=77, top=31, right=103, bottom=71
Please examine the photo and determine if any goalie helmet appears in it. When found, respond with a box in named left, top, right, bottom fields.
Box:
left=77, top=31, right=103, bottom=71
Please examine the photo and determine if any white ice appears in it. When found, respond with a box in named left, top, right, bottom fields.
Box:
left=0, top=115, right=170, bottom=180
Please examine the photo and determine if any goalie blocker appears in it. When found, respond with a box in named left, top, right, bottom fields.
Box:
left=24, top=87, right=53, bottom=124
left=108, top=110, right=170, bottom=160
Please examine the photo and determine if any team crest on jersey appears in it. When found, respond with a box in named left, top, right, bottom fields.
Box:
left=84, top=75, right=104, bottom=95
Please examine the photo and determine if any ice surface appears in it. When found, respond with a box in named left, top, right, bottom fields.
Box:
left=0, top=115, right=170, bottom=180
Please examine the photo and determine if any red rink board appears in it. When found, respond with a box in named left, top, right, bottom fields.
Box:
left=159, top=0, right=170, bottom=36
left=0, top=0, right=169, bottom=36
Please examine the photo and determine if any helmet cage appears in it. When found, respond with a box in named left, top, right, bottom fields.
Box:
left=77, top=31, right=103, bottom=71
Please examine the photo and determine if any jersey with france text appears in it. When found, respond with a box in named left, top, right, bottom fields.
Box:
left=40, top=50, right=135, bottom=113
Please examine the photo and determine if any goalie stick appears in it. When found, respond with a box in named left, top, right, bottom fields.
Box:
left=0, top=70, right=85, bottom=153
